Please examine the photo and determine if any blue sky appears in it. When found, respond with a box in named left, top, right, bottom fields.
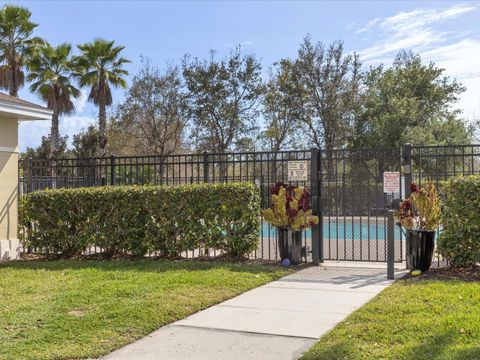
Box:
left=6, top=0, right=480, bottom=151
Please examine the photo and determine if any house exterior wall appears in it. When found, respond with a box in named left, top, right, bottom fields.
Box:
left=0, top=116, right=20, bottom=260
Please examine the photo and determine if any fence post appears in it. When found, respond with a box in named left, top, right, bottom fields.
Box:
left=203, top=152, right=209, bottom=183
left=27, top=157, right=33, bottom=194
left=310, top=147, right=322, bottom=265
left=387, top=209, right=395, bottom=280
left=110, top=155, right=116, bottom=186
left=403, top=143, right=412, bottom=198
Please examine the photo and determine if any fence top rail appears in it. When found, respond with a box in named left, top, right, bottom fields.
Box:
left=18, top=144, right=480, bottom=165
left=412, top=144, right=480, bottom=150
left=20, top=149, right=313, bottom=164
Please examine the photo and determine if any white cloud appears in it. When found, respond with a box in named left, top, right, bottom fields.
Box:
left=354, top=3, right=480, bottom=117
left=72, top=90, right=87, bottom=113
left=358, top=4, right=476, bottom=61
left=19, top=115, right=96, bottom=152
left=355, top=18, right=381, bottom=34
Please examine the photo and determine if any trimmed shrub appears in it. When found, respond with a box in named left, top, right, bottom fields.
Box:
left=438, top=175, right=480, bottom=267
left=20, top=183, right=260, bottom=258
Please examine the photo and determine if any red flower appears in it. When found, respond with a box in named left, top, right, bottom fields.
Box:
left=286, top=208, right=298, bottom=219
left=410, top=183, right=420, bottom=193
left=285, top=184, right=295, bottom=196
left=270, top=182, right=285, bottom=195
left=299, top=196, right=310, bottom=211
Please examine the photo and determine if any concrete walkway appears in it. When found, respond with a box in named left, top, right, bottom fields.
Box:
left=102, top=265, right=405, bottom=360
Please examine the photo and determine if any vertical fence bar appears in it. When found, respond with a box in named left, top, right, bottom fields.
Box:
left=403, top=143, right=412, bottom=198
left=27, top=157, right=33, bottom=194
left=110, top=155, right=116, bottom=186
left=203, top=152, right=209, bottom=183
left=310, top=148, right=322, bottom=265
left=387, top=209, right=395, bottom=279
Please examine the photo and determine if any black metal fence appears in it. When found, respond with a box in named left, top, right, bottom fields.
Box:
left=19, top=150, right=313, bottom=262
left=18, top=144, right=480, bottom=263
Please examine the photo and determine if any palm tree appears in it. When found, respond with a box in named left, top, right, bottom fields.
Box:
left=74, top=39, right=130, bottom=157
left=0, top=5, right=42, bottom=97
left=28, top=42, right=80, bottom=159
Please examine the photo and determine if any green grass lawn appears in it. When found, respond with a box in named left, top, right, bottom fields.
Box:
left=302, top=275, right=480, bottom=360
left=0, top=260, right=290, bottom=360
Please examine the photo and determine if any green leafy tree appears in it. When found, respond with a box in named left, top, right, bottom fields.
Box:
left=27, top=42, right=80, bottom=159
left=260, top=59, right=306, bottom=152
left=111, top=59, right=189, bottom=156
left=22, top=135, right=68, bottom=160
left=183, top=47, right=264, bottom=153
left=294, top=36, right=362, bottom=151
left=72, top=125, right=99, bottom=158
left=74, top=39, right=130, bottom=157
left=0, top=4, right=43, bottom=97
left=352, top=51, right=472, bottom=148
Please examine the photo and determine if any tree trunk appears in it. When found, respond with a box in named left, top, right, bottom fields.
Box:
left=49, top=110, right=59, bottom=160
left=98, top=99, right=107, bottom=157
left=10, top=61, right=18, bottom=97
left=49, top=108, right=59, bottom=186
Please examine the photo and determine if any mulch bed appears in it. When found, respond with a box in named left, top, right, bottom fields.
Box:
left=404, top=266, right=480, bottom=282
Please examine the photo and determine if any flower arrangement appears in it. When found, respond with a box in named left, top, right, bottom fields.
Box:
left=395, top=181, right=441, bottom=231
left=263, top=182, right=319, bottom=230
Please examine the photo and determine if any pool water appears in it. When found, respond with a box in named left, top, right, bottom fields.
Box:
left=261, top=222, right=403, bottom=240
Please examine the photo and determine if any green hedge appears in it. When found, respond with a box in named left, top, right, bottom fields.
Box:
left=20, top=183, right=260, bottom=258
left=438, top=175, right=480, bottom=267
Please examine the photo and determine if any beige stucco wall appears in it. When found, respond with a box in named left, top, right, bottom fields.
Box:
left=0, top=116, right=20, bottom=260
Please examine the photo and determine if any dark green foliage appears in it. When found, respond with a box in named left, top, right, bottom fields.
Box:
left=182, top=47, right=264, bottom=153
left=20, top=183, right=260, bottom=258
left=352, top=51, right=472, bottom=148
left=438, top=175, right=480, bottom=267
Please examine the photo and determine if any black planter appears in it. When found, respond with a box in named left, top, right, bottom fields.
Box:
left=278, top=228, right=303, bottom=265
left=406, top=230, right=435, bottom=271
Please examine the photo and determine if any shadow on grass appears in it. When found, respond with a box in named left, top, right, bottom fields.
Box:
left=0, top=258, right=286, bottom=275
left=302, top=339, right=357, bottom=360
left=305, top=330, right=480, bottom=360
left=400, top=330, right=480, bottom=360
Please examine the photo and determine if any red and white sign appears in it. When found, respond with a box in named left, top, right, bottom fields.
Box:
left=383, top=172, right=400, bottom=193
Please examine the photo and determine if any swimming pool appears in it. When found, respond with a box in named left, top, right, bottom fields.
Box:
left=261, top=221, right=403, bottom=240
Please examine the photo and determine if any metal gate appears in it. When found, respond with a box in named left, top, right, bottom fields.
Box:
left=313, top=147, right=404, bottom=263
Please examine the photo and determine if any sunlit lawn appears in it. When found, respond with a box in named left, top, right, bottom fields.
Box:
left=0, top=260, right=290, bottom=360
left=302, top=276, right=480, bottom=360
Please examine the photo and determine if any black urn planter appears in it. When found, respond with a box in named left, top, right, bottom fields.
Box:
left=277, top=228, right=303, bottom=265
left=406, top=230, right=435, bottom=271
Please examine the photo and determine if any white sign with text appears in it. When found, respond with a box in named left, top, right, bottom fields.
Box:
left=288, top=161, right=308, bottom=182
left=383, top=171, right=400, bottom=193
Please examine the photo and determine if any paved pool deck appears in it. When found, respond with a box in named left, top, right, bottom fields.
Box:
left=102, top=264, right=406, bottom=360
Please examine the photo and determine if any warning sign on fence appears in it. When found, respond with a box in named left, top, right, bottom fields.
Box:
left=288, top=161, right=308, bottom=182
left=383, top=172, right=400, bottom=193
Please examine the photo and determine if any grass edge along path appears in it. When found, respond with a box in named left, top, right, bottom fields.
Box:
left=0, top=259, right=291, bottom=360
left=301, top=274, right=480, bottom=360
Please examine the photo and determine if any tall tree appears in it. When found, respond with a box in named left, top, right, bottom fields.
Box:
left=260, top=59, right=305, bottom=152
left=183, top=47, right=264, bottom=153
left=0, top=4, right=42, bottom=97
left=111, top=59, right=189, bottom=156
left=22, top=135, right=68, bottom=161
left=72, top=125, right=99, bottom=158
left=294, top=36, right=361, bottom=151
left=74, top=39, right=130, bottom=157
left=27, top=42, right=80, bottom=159
left=352, top=51, right=472, bottom=148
